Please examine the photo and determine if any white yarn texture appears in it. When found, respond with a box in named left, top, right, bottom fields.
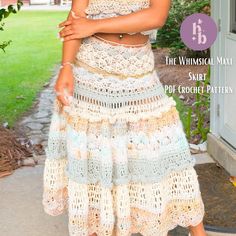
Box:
left=42, top=31, right=205, bottom=236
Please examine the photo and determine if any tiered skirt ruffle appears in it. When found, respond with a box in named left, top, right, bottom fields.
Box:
left=42, top=36, right=205, bottom=236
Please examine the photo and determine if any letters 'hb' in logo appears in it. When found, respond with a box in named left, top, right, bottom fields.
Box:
left=180, top=13, right=217, bottom=51
left=192, top=19, right=207, bottom=45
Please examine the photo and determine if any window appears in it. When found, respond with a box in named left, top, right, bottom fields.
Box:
left=231, top=0, right=236, bottom=33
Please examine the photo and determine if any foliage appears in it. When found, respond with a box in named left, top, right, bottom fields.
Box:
left=168, top=66, right=211, bottom=143
left=156, top=0, right=210, bottom=59
left=0, top=0, right=23, bottom=52
left=190, top=65, right=210, bottom=142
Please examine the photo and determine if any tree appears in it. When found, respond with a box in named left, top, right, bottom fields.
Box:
left=0, top=0, right=23, bottom=52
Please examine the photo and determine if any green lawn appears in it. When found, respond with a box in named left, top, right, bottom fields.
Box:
left=0, top=11, right=68, bottom=127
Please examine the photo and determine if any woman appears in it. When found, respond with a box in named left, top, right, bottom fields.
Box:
left=42, top=0, right=206, bottom=235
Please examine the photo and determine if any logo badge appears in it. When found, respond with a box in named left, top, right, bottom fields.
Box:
left=180, top=13, right=218, bottom=51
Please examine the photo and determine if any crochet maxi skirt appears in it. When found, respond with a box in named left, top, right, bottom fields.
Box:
left=42, top=36, right=205, bottom=236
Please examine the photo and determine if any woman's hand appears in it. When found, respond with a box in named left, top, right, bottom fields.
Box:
left=58, top=17, right=97, bottom=42
left=54, top=65, right=74, bottom=106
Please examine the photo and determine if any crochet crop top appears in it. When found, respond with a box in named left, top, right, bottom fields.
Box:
left=85, top=0, right=158, bottom=42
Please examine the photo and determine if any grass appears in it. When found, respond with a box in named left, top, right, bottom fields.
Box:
left=0, top=10, right=68, bottom=127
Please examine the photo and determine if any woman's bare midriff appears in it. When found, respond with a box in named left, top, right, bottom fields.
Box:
left=93, top=32, right=149, bottom=47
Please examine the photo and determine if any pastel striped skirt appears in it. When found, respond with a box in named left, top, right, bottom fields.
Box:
left=42, top=35, right=205, bottom=236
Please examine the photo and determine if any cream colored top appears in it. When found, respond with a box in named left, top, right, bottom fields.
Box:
left=85, top=0, right=157, bottom=42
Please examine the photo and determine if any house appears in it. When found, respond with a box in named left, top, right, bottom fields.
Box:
left=0, top=0, right=29, bottom=6
left=208, top=0, right=236, bottom=176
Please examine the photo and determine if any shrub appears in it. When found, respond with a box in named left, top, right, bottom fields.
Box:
left=0, top=0, right=23, bottom=52
left=156, top=0, right=210, bottom=59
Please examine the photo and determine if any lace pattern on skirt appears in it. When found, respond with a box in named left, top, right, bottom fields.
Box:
left=42, top=35, right=205, bottom=236
left=76, top=36, right=155, bottom=77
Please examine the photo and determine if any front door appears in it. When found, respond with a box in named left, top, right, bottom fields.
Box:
left=218, top=0, right=236, bottom=148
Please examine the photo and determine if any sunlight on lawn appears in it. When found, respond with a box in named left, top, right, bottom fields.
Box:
left=0, top=10, right=68, bottom=127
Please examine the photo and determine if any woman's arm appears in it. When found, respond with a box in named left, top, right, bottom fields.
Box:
left=59, top=0, right=171, bottom=41
left=55, top=0, right=88, bottom=106
left=96, top=0, right=171, bottom=33
left=60, top=0, right=88, bottom=64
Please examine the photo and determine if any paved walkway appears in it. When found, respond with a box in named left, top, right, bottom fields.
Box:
left=16, top=71, right=57, bottom=151
left=1, top=70, right=220, bottom=236
left=0, top=165, right=68, bottom=236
